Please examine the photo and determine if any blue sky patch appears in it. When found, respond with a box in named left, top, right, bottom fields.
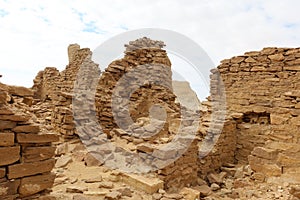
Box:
left=0, top=9, right=8, bottom=17
left=72, top=8, right=86, bottom=22
left=83, top=21, right=106, bottom=34
left=284, top=23, right=297, bottom=29
left=120, top=25, right=128, bottom=30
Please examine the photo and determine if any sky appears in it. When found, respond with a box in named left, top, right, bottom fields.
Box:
left=0, top=0, right=299, bottom=100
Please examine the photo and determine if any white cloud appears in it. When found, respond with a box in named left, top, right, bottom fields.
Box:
left=0, top=0, right=299, bottom=99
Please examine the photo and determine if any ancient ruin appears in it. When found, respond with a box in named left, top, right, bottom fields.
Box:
left=0, top=38, right=300, bottom=199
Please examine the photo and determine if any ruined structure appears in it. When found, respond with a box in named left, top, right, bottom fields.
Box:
left=215, top=47, right=300, bottom=183
left=0, top=83, right=58, bottom=199
left=27, top=40, right=300, bottom=199
left=91, top=37, right=199, bottom=191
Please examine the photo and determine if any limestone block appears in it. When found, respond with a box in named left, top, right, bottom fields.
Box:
left=251, top=147, right=278, bottom=160
left=121, top=173, right=164, bottom=194
left=8, top=86, right=34, bottom=97
left=0, top=132, right=14, bottom=146
left=22, top=146, right=56, bottom=163
left=13, top=125, right=40, bottom=133
left=0, top=120, right=16, bottom=130
left=19, top=173, right=55, bottom=197
left=17, top=133, right=58, bottom=143
left=0, top=146, right=20, bottom=166
left=8, top=159, right=55, bottom=179
left=0, top=179, right=20, bottom=197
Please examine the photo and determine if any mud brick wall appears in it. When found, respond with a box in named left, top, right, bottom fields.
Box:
left=214, top=47, right=300, bottom=164
left=0, top=84, right=58, bottom=199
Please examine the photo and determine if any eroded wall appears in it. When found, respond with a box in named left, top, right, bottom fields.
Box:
left=0, top=83, right=58, bottom=199
left=215, top=47, right=300, bottom=181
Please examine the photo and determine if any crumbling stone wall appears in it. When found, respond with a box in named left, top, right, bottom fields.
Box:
left=189, top=65, right=237, bottom=180
left=197, top=100, right=237, bottom=179
left=0, top=83, right=58, bottom=199
left=96, top=37, right=176, bottom=135
left=215, top=47, right=300, bottom=181
left=52, top=46, right=97, bottom=138
left=32, top=67, right=60, bottom=100
left=95, top=37, right=199, bottom=191
left=31, top=44, right=95, bottom=138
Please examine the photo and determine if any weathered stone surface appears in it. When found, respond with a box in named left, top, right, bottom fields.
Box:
left=105, top=191, right=121, bottom=200
left=8, top=159, right=55, bottom=179
left=66, top=186, right=87, bottom=193
left=121, top=173, right=164, bottom=194
left=22, top=146, right=56, bottom=163
left=290, top=186, right=300, bottom=198
left=248, top=155, right=281, bottom=177
left=0, top=114, right=30, bottom=122
left=98, top=181, right=113, bottom=189
left=55, top=155, right=72, bottom=168
left=68, top=43, right=80, bottom=63
left=13, top=125, right=40, bottom=133
left=0, top=179, right=20, bottom=197
left=136, top=143, right=154, bottom=153
left=0, top=168, right=5, bottom=178
left=19, top=173, right=55, bottom=197
left=268, top=53, right=284, bottom=61
left=283, top=65, right=300, bottom=71
left=252, top=147, right=278, bottom=160
left=181, top=187, right=202, bottom=199
left=17, top=133, right=58, bottom=143
left=0, top=146, right=20, bottom=166
left=84, top=175, right=103, bottom=183
left=277, top=153, right=300, bottom=167
left=84, top=153, right=103, bottom=167
left=0, top=133, right=14, bottom=146
left=0, top=120, right=16, bottom=130
left=117, top=187, right=133, bottom=197
left=207, top=172, right=226, bottom=184
left=8, top=86, right=34, bottom=97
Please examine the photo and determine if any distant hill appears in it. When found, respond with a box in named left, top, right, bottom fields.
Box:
left=172, top=80, right=201, bottom=111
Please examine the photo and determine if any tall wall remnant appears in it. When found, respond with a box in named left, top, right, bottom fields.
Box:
left=51, top=46, right=99, bottom=138
left=95, top=37, right=199, bottom=191
left=96, top=37, right=176, bottom=135
left=32, top=44, right=100, bottom=138
left=215, top=47, right=300, bottom=182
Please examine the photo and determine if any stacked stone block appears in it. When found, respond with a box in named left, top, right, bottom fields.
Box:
left=0, top=83, right=58, bottom=199
left=214, top=47, right=300, bottom=181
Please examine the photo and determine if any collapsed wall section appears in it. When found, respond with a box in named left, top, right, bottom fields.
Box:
left=94, top=37, right=199, bottom=191
left=0, top=83, right=58, bottom=199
